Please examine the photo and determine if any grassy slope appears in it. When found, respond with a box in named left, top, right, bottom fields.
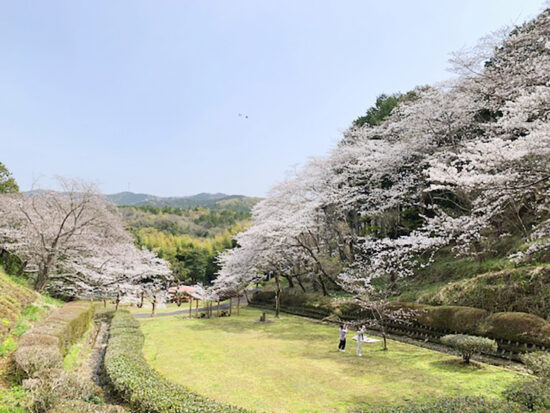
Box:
left=0, top=267, right=36, bottom=342
left=0, top=267, right=63, bottom=412
left=140, top=307, right=523, bottom=413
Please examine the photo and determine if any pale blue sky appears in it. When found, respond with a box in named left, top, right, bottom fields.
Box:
left=1, top=1, right=545, bottom=197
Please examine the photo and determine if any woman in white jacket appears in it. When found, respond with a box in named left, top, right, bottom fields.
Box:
left=356, top=325, right=366, bottom=357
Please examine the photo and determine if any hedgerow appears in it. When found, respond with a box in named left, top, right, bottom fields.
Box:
left=104, top=311, right=250, bottom=413
left=369, top=396, right=524, bottom=412
left=15, top=301, right=94, bottom=376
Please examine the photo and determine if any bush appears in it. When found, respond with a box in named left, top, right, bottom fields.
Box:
left=480, top=312, right=550, bottom=346
left=14, top=302, right=94, bottom=377
left=504, top=378, right=550, bottom=412
left=521, top=351, right=550, bottom=378
left=14, top=345, right=62, bottom=377
left=104, top=311, right=249, bottom=413
left=23, top=368, right=103, bottom=413
left=417, top=306, right=488, bottom=335
left=250, top=291, right=275, bottom=304
left=440, top=334, right=497, bottom=363
left=370, top=396, right=523, bottom=412
left=49, top=399, right=124, bottom=413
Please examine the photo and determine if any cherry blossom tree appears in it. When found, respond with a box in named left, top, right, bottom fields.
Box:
left=213, top=8, right=550, bottom=319
left=0, top=179, right=172, bottom=298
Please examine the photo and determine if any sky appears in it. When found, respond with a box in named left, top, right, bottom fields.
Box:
left=1, top=1, right=546, bottom=197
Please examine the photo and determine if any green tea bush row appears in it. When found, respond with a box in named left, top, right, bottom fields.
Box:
left=104, top=311, right=250, bottom=413
left=14, top=301, right=94, bottom=376
left=369, top=396, right=524, bottom=413
left=503, top=351, right=550, bottom=412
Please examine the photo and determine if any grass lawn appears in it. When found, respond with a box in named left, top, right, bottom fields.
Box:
left=119, top=299, right=230, bottom=315
left=139, top=307, right=524, bottom=412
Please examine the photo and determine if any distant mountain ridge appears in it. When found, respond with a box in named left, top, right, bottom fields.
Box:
left=107, top=191, right=261, bottom=212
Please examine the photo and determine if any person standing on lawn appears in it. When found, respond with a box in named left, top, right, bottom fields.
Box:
left=356, top=325, right=366, bottom=357
left=338, top=324, right=348, bottom=352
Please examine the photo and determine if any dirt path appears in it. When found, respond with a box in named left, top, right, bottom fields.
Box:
left=89, top=320, right=110, bottom=385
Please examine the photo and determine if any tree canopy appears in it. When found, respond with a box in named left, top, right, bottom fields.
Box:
left=212, top=9, right=550, bottom=308
left=0, top=162, right=19, bottom=194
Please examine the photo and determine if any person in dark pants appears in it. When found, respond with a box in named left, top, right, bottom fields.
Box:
left=338, top=324, right=348, bottom=351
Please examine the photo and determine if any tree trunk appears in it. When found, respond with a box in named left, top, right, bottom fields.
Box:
left=189, top=297, right=192, bottom=318
left=115, top=291, right=121, bottom=312
left=317, top=274, right=328, bottom=296
left=217, top=299, right=220, bottom=317
left=229, top=297, right=232, bottom=316
left=381, top=324, right=388, bottom=351
left=283, top=274, right=294, bottom=288
left=296, top=277, right=306, bottom=293
left=275, top=273, right=281, bottom=318
left=0, top=248, right=7, bottom=268
left=237, top=294, right=240, bottom=315
left=151, top=296, right=157, bottom=317
left=34, top=266, right=50, bottom=291
left=17, top=261, right=27, bottom=277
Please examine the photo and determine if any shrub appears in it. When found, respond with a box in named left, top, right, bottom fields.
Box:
left=49, top=399, right=124, bottom=413
left=370, top=396, right=523, bottom=412
left=440, top=334, right=497, bottom=363
left=418, top=306, right=488, bottom=335
left=504, top=378, right=550, bottom=412
left=23, top=368, right=103, bottom=413
left=521, top=352, right=550, bottom=378
left=250, top=291, right=275, bottom=304
left=14, top=302, right=93, bottom=377
left=104, top=311, right=249, bottom=413
left=479, top=312, right=550, bottom=346
left=15, top=345, right=62, bottom=377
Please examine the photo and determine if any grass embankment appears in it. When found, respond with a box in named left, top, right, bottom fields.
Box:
left=140, top=307, right=523, bottom=412
left=0, top=266, right=63, bottom=412
left=394, top=252, right=549, bottom=317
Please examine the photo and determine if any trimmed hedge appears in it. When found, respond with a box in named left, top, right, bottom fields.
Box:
left=479, top=312, right=550, bottom=346
left=104, top=311, right=249, bottom=413
left=251, top=290, right=550, bottom=348
left=370, top=396, right=524, bottom=412
left=15, top=301, right=94, bottom=376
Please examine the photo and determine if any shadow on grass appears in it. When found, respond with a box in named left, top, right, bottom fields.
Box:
left=178, top=311, right=332, bottom=344
left=430, top=358, right=485, bottom=373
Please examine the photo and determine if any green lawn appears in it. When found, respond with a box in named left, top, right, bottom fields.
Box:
left=119, top=299, right=230, bottom=315
left=140, top=307, right=524, bottom=412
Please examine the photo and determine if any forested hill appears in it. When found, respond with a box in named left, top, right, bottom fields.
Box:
left=108, top=191, right=261, bottom=212
left=115, top=192, right=261, bottom=285
left=120, top=204, right=251, bottom=285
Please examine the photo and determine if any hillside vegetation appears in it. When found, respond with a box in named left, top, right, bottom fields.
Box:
left=212, top=8, right=550, bottom=338
left=122, top=205, right=250, bottom=284
left=0, top=267, right=36, bottom=343
left=109, top=191, right=261, bottom=212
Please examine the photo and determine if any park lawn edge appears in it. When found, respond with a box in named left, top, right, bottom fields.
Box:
left=104, top=310, right=250, bottom=413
